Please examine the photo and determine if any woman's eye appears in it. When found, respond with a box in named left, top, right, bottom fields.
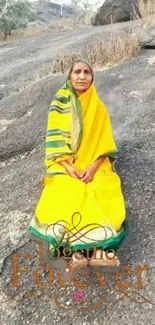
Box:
left=73, top=69, right=91, bottom=75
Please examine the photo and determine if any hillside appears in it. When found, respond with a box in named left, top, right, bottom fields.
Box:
left=29, top=0, right=75, bottom=26
left=0, top=18, right=155, bottom=325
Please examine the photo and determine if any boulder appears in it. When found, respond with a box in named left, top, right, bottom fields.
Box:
left=92, top=0, right=138, bottom=26
left=139, top=25, right=155, bottom=48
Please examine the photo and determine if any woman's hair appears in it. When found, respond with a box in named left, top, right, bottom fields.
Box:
left=68, top=60, right=94, bottom=80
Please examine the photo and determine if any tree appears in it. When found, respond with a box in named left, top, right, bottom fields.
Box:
left=0, top=0, right=32, bottom=39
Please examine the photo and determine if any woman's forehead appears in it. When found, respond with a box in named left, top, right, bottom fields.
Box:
left=72, top=62, right=92, bottom=71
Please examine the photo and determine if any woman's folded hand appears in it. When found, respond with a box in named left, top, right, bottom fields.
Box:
left=80, top=165, right=96, bottom=184
left=65, top=164, right=81, bottom=179
left=59, top=160, right=80, bottom=179
left=80, top=156, right=106, bottom=184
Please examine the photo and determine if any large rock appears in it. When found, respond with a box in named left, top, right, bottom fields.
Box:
left=139, top=25, right=155, bottom=48
left=92, top=0, right=137, bottom=26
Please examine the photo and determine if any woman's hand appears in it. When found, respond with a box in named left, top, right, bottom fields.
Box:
left=65, top=164, right=80, bottom=179
left=59, top=160, right=80, bottom=179
left=80, top=156, right=106, bottom=184
left=79, top=165, right=96, bottom=184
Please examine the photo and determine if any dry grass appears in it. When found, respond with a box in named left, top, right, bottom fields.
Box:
left=48, top=18, right=85, bottom=31
left=86, top=33, right=140, bottom=69
left=132, top=0, right=155, bottom=28
left=33, top=32, right=140, bottom=81
left=0, top=19, right=85, bottom=43
left=0, top=26, right=46, bottom=42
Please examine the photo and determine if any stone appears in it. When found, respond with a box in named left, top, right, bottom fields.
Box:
left=139, top=26, right=155, bottom=48
left=66, top=300, right=71, bottom=305
left=41, top=316, right=46, bottom=322
left=92, top=0, right=138, bottom=26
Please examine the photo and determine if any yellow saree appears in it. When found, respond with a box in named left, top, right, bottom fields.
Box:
left=29, top=77, right=127, bottom=255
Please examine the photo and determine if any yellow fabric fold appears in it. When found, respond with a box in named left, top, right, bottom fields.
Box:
left=74, top=82, right=117, bottom=171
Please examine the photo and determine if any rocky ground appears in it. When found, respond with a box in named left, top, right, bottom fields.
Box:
left=0, top=22, right=155, bottom=325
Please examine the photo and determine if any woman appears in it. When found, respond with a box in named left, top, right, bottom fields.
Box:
left=29, top=60, right=128, bottom=271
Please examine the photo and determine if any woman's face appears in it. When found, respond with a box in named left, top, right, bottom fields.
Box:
left=70, top=62, right=93, bottom=96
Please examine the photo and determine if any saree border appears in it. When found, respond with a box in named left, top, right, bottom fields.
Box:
left=28, top=220, right=128, bottom=255
left=66, top=81, right=83, bottom=153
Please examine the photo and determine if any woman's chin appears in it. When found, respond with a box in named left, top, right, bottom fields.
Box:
left=76, top=87, right=88, bottom=94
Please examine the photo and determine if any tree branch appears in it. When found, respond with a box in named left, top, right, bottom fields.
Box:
left=0, top=0, right=9, bottom=19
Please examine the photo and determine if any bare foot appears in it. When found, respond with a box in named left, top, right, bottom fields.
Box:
left=88, top=249, right=120, bottom=268
left=66, top=252, right=88, bottom=273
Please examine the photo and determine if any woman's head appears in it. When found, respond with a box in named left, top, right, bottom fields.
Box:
left=69, top=60, right=93, bottom=96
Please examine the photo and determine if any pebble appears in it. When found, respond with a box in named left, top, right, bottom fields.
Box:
left=66, top=300, right=71, bottom=305
left=41, top=316, right=46, bottom=322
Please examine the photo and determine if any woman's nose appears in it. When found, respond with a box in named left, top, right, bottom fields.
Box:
left=79, top=72, right=85, bottom=79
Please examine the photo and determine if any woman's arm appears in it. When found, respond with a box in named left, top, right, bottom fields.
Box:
left=59, top=160, right=71, bottom=169
left=90, top=156, right=106, bottom=173
left=80, top=156, right=106, bottom=184
left=59, top=160, right=80, bottom=179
